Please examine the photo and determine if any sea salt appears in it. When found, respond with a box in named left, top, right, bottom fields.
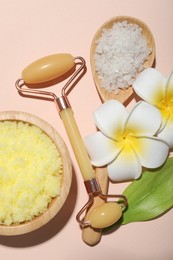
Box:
left=94, top=21, right=152, bottom=93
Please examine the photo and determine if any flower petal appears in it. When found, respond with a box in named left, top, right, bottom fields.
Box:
left=159, top=72, right=173, bottom=132
left=165, top=71, right=173, bottom=103
left=125, top=101, right=162, bottom=136
left=133, top=68, right=166, bottom=109
left=107, top=145, right=142, bottom=182
left=131, top=136, right=169, bottom=168
left=158, top=118, right=173, bottom=147
left=93, top=100, right=128, bottom=141
left=84, top=131, right=124, bottom=166
left=158, top=107, right=170, bottom=131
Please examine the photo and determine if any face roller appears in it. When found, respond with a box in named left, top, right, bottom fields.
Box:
left=15, top=53, right=127, bottom=229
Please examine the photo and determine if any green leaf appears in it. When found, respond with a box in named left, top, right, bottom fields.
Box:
left=122, top=157, right=173, bottom=225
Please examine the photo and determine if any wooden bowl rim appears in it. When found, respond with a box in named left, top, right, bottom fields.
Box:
left=0, top=111, right=72, bottom=236
left=90, top=16, right=156, bottom=103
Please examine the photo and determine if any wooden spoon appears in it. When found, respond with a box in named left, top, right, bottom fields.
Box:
left=90, top=16, right=156, bottom=103
left=82, top=16, right=156, bottom=245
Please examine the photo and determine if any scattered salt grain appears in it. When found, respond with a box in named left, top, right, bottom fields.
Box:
left=0, top=121, right=63, bottom=225
left=94, top=20, right=152, bottom=93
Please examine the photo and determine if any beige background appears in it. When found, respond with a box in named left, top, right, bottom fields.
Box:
left=0, top=0, right=173, bottom=259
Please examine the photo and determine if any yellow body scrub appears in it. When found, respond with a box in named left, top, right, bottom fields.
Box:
left=0, top=121, right=63, bottom=226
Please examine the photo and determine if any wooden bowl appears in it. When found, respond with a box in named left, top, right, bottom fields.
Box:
left=90, top=16, right=156, bottom=103
left=0, top=111, right=72, bottom=236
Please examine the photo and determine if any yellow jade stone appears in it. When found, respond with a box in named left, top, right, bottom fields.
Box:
left=60, top=108, right=95, bottom=181
left=87, top=202, right=122, bottom=229
left=22, top=53, right=74, bottom=84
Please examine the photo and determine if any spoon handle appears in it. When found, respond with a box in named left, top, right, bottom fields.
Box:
left=82, top=167, right=108, bottom=246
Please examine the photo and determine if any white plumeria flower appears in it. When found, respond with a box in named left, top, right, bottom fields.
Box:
left=133, top=68, right=173, bottom=147
left=84, top=100, right=169, bottom=182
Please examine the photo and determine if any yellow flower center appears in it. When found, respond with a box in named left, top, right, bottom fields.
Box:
left=159, top=97, right=173, bottom=123
left=120, top=130, right=135, bottom=149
